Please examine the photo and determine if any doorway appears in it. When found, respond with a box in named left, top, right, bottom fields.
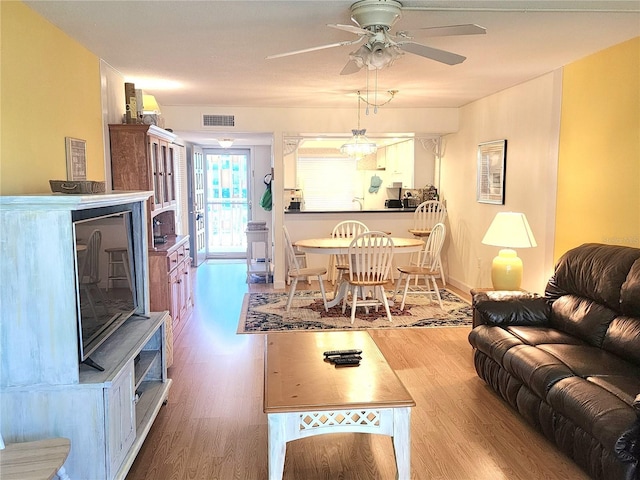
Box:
left=203, top=149, right=251, bottom=258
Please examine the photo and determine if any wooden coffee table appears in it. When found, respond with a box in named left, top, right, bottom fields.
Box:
left=263, top=331, right=415, bottom=480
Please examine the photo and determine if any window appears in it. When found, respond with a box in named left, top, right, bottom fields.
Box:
left=297, top=156, right=360, bottom=211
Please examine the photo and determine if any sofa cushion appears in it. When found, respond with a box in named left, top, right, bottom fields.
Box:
left=548, top=377, right=639, bottom=457
left=538, top=344, right=640, bottom=378
left=468, top=325, right=523, bottom=363
left=546, top=243, right=640, bottom=314
left=620, top=259, right=640, bottom=317
left=602, top=316, right=640, bottom=366
left=502, top=344, right=575, bottom=398
left=506, top=325, right=586, bottom=346
left=473, top=292, right=550, bottom=327
left=588, top=375, right=640, bottom=407
left=550, top=294, right=617, bottom=346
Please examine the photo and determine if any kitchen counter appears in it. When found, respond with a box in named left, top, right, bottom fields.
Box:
left=285, top=208, right=417, bottom=214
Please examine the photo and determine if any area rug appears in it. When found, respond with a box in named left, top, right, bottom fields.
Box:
left=238, top=289, right=473, bottom=333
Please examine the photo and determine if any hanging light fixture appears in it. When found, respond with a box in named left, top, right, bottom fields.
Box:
left=340, top=91, right=377, bottom=159
left=218, top=138, right=234, bottom=148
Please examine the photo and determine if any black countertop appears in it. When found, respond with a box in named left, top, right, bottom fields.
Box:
left=284, top=208, right=417, bottom=214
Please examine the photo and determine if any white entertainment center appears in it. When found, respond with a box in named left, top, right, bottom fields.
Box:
left=0, top=192, right=172, bottom=479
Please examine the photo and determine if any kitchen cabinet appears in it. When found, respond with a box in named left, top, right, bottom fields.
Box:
left=386, top=140, right=414, bottom=188
left=376, top=147, right=386, bottom=169
left=149, top=235, right=193, bottom=339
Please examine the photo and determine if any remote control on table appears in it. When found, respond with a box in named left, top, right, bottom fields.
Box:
left=332, top=356, right=361, bottom=366
left=328, top=354, right=361, bottom=363
left=323, top=349, right=362, bottom=357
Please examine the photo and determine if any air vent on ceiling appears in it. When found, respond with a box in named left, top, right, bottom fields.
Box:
left=202, top=114, right=235, bottom=127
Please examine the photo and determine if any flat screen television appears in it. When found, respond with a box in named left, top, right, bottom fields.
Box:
left=72, top=206, right=143, bottom=370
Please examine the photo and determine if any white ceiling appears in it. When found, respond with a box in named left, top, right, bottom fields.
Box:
left=26, top=1, right=640, bottom=146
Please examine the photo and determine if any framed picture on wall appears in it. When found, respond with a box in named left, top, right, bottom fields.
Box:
left=65, top=137, right=87, bottom=181
left=477, top=139, right=507, bottom=204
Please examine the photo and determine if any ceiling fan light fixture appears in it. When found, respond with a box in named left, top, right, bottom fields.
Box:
left=349, top=41, right=401, bottom=70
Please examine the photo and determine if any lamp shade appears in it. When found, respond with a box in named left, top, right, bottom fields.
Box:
left=482, top=212, right=536, bottom=290
left=142, top=94, right=161, bottom=114
left=481, top=212, right=537, bottom=248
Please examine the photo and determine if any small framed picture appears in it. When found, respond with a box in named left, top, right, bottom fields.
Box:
left=65, top=137, right=87, bottom=181
left=477, top=139, right=507, bottom=205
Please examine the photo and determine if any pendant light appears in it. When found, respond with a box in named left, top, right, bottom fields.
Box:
left=340, top=91, right=377, bottom=159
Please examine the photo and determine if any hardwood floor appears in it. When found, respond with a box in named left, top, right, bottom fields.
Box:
left=126, top=261, right=589, bottom=480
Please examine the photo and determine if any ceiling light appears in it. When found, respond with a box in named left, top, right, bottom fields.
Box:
left=218, top=139, right=234, bottom=148
left=340, top=92, right=377, bottom=159
left=340, top=129, right=378, bottom=159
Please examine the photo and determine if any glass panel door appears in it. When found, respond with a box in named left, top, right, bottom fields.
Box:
left=204, top=149, right=250, bottom=258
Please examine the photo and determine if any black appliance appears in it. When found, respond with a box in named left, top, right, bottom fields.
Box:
left=385, top=199, right=403, bottom=208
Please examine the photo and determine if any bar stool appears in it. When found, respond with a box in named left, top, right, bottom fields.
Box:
left=105, top=247, right=132, bottom=291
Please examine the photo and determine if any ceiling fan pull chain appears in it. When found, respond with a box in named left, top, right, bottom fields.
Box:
left=374, top=69, right=379, bottom=114
left=365, top=69, right=370, bottom=115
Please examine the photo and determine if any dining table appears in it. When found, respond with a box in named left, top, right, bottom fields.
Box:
left=294, top=235, right=425, bottom=308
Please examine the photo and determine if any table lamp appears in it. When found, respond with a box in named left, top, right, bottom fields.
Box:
left=481, top=212, right=537, bottom=290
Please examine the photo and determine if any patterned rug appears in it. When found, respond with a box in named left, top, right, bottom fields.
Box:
left=237, top=289, right=473, bottom=333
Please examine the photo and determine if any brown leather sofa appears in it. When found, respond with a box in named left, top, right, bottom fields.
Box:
left=468, top=243, right=640, bottom=480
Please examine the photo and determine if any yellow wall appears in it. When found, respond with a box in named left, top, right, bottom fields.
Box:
left=1, top=2, right=104, bottom=195
left=555, top=37, right=640, bottom=257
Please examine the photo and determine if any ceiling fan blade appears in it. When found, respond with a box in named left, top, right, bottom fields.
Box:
left=398, top=24, right=487, bottom=38
left=266, top=38, right=362, bottom=60
left=328, top=23, right=370, bottom=36
left=340, top=59, right=362, bottom=76
left=398, top=41, right=466, bottom=65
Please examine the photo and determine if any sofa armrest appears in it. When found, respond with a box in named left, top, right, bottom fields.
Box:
left=471, top=290, right=550, bottom=328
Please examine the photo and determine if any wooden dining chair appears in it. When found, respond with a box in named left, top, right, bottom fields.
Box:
left=408, top=200, right=447, bottom=285
left=341, top=231, right=395, bottom=324
left=393, top=223, right=446, bottom=310
left=329, top=220, right=369, bottom=291
left=283, top=226, right=328, bottom=312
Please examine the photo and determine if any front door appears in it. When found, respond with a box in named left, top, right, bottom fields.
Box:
left=204, top=149, right=250, bottom=258
left=187, top=145, right=206, bottom=266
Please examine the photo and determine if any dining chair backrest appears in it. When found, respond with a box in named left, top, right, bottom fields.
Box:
left=282, top=225, right=300, bottom=274
left=347, top=231, right=395, bottom=284
left=332, top=220, right=369, bottom=239
left=413, top=200, right=447, bottom=231
left=332, top=220, right=369, bottom=268
left=80, top=229, right=102, bottom=285
left=420, top=223, right=446, bottom=270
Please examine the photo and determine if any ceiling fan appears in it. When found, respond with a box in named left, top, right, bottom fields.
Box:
left=266, top=0, right=486, bottom=75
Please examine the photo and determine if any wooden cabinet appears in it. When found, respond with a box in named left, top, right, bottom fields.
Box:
left=110, top=124, right=193, bottom=339
left=149, top=235, right=193, bottom=339
left=110, top=124, right=177, bottom=213
left=106, top=361, right=136, bottom=474
left=0, top=193, right=171, bottom=480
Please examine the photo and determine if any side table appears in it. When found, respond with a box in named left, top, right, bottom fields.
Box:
left=246, top=228, right=271, bottom=283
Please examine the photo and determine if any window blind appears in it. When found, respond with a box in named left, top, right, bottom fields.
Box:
left=297, top=156, right=359, bottom=211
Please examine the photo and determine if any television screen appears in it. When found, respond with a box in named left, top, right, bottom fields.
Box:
left=73, top=209, right=138, bottom=365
